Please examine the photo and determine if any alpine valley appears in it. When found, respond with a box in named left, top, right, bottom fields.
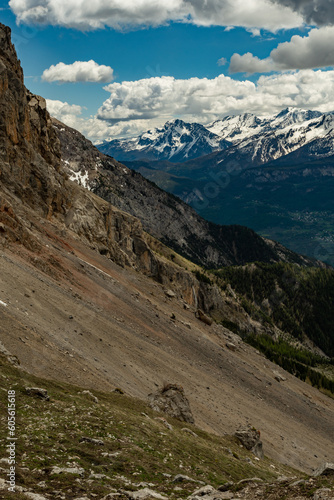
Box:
left=0, top=22, right=334, bottom=500
left=99, top=110, right=334, bottom=265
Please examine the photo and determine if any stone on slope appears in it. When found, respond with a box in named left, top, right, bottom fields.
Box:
left=188, top=485, right=234, bottom=500
left=123, top=488, right=168, bottom=500
left=313, top=463, right=334, bottom=477
left=50, top=466, right=85, bottom=477
left=79, top=436, right=105, bottom=445
left=148, top=383, right=194, bottom=423
left=173, top=475, right=205, bottom=484
left=196, top=309, right=213, bottom=326
left=25, top=387, right=49, bottom=401
left=234, top=425, right=264, bottom=459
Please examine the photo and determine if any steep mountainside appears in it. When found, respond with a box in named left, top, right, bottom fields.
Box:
left=99, top=119, right=231, bottom=162
left=52, top=118, right=322, bottom=269
left=124, top=156, right=334, bottom=265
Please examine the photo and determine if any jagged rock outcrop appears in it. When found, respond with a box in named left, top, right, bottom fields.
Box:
left=0, top=24, right=162, bottom=273
left=25, top=387, right=49, bottom=401
left=0, top=23, right=66, bottom=218
left=0, top=23, right=233, bottom=316
left=235, top=425, right=264, bottom=459
left=313, top=463, right=334, bottom=477
left=148, top=383, right=194, bottom=423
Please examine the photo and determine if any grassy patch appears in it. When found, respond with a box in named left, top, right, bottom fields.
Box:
left=0, top=354, right=300, bottom=499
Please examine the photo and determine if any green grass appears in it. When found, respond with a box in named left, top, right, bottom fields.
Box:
left=0, top=354, right=301, bottom=499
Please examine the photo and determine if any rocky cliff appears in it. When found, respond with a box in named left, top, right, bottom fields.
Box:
left=0, top=22, right=233, bottom=315
left=0, top=23, right=168, bottom=273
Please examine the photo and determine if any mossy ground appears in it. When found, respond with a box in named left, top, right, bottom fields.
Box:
left=0, top=353, right=306, bottom=500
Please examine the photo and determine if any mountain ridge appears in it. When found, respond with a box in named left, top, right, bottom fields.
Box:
left=98, top=108, right=334, bottom=167
left=99, top=118, right=231, bottom=162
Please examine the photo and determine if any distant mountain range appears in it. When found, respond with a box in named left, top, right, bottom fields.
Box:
left=99, top=119, right=231, bottom=162
left=99, top=108, right=334, bottom=165
left=98, top=108, right=334, bottom=265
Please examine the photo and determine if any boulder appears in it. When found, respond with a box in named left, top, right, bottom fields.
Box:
left=234, top=425, right=264, bottom=459
left=79, top=436, right=104, bottom=446
left=273, top=371, right=286, bottom=382
left=217, top=482, right=234, bottom=492
left=123, top=488, right=168, bottom=500
left=196, top=309, right=213, bottom=326
left=25, top=387, right=49, bottom=401
left=313, top=488, right=334, bottom=499
left=173, top=474, right=204, bottom=484
left=313, top=463, right=334, bottom=477
left=148, top=383, right=194, bottom=424
left=25, top=493, right=49, bottom=500
left=188, top=485, right=234, bottom=500
left=50, top=466, right=85, bottom=477
left=81, top=390, right=98, bottom=403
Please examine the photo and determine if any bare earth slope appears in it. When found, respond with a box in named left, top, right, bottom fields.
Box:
left=0, top=207, right=333, bottom=475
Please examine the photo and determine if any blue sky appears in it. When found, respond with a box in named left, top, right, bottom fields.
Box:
left=1, top=0, right=334, bottom=142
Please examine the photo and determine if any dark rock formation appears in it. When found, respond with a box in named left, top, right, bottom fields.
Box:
left=196, top=309, right=213, bottom=326
left=25, top=387, right=50, bottom=401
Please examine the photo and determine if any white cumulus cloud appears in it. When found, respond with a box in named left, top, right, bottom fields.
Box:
left=47, top=70, right=334, bottom=143
left=229, top=53, right=274, bottom=74
left=268, top=0, right=334, bottom=26
left=42, top=60, right=114, bottom=83
left=229, top=27, right=334, bottom=74
left=46, top=99, right=83, bottom=123
left=9, top=0, right=302, bottom=32
left=46, top=99, right=160, bottom=142
left=98, top=71, right=334, bottom=126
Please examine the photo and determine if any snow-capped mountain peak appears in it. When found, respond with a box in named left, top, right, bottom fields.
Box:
left=98, top=108, right=334, bottom=165
left=99, top=118, right=230, bottom=162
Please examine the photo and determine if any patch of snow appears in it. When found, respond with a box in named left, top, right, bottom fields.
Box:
left=69, top=169, right=90, bottom=190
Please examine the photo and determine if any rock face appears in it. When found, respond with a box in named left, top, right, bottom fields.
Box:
left=0, top=24, right=63, bottom=218
left=0, top=22, right=270, bottom=321
left=235, top=425, right=264, bottom=459
left=0, top=24, right=171, bottom=275
left=148, top=383, right=194, bottom=423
